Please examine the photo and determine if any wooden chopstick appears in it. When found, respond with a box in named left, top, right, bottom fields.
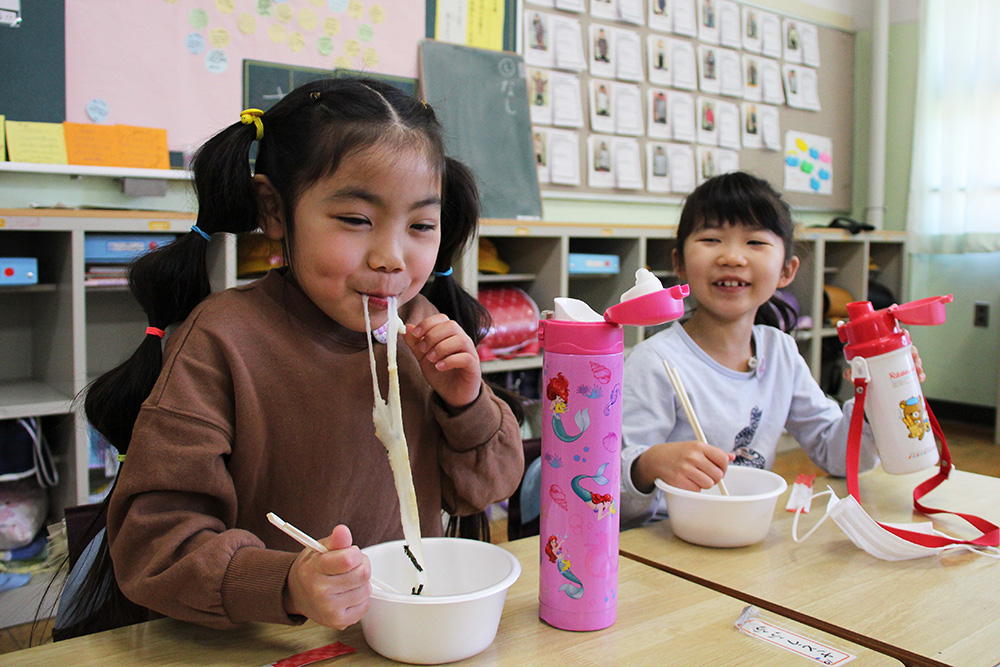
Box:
left=660, top=358, right=730, bottom=496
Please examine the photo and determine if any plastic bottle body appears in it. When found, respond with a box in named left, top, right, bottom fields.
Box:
left=538, top=321, right=621, bottom=631
left=855, top=345, right=939, bottom=474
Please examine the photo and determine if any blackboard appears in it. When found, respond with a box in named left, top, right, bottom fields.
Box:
left=0, top=1, right=64, bottom=123
left=419, top=40, right=542, bottom=220
left=242, top=60, right=418, bottom=113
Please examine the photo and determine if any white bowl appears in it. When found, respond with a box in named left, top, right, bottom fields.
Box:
left=360, top=537, right=521, bottom=664
left=654, top=466, right=788, bottom=547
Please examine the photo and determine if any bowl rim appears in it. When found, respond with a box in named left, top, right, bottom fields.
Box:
left=654, top=467, right=788, bottom=502
left=362, top=537, right=522, bottom=605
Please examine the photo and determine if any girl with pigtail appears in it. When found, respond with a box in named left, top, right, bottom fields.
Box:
left=55, top=77, right=523, bottom=638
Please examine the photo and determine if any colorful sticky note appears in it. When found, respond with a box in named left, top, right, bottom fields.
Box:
left=785, top=155, right=800, bottom=167
left=808, top=147, right=819, bottom=159
left=810, top=177, right=820, bottom=191
left=800, top=161, right=813, bottom=174
left=818, top=168, right=831, bottom=180
left=4, top=120, right=69, bottom=164
left=819, top=152, right=832, bottom=163
left=116, top=125, right=170, bottom=169
left=64, top=123, right=123, bottom=167
left=795, top=137, right=808, bottom=152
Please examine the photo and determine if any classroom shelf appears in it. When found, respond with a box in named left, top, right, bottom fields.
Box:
left=0, top=207, right=907, bottom=529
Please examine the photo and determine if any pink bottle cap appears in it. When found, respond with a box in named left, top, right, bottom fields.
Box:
left=889, top=294, right=953, bottom=326
left=603, top=284, right=690, bottom=326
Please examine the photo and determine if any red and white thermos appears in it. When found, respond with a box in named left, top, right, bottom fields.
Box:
left=836, top=295, right=952, bottom=474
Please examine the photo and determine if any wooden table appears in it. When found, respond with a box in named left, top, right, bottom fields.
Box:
left=7, top=537, right=895, bottom=665
left=620, top=468, right=1000, bottom=667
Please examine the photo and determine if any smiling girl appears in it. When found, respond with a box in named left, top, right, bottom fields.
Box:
left=619, top=172, right=894, bottom=527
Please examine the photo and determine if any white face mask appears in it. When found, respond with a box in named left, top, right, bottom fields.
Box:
left=793, top=488, right=1000, bottom=561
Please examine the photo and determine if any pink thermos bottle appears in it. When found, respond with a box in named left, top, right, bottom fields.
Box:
left=837, top=295, right=952, bottom=474
left=537, top=278, right=688, bottom=631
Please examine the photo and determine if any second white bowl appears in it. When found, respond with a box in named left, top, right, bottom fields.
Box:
left=655, top=466, right=788, bottom=547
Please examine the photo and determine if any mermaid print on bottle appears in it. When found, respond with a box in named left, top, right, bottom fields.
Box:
left=547, top=372, right=591, bottom=442
left=571, top=462, right=617, bottom=520
left=545, top=535, right=584, bottom=599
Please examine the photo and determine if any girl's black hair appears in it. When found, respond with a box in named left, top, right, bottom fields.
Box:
left=60, top=77, right=495, bottom=638
left=674, top=171, right=798, bottom=330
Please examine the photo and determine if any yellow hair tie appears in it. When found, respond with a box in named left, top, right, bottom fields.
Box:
left=240, top=108, right=264, bottom=141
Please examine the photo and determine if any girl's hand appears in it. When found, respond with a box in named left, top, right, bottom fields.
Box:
left=633, top=441, right=736, bottom=493
left=403, top=314, right=482, bottom=409
left=283, top=525, right=372, bottom=630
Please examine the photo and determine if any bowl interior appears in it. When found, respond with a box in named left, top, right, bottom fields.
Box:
left=655, top=465, right=787, bottom=501
left=362, top=537, right=520, bottom=602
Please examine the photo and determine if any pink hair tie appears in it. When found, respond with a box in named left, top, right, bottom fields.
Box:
left=146, top=326, right=166, bottom=339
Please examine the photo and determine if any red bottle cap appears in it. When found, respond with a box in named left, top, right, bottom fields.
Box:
left=837, top=295, right=951, bottom=360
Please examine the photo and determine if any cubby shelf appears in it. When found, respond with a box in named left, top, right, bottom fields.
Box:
left=1, top=208, right=907, bottom=522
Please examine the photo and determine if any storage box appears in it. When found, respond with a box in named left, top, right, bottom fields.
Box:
left=84, top=234, right=177, bottom=263
left=568, top=253, right=620, bottom=275
left=0, top=258, right=39, bottom=285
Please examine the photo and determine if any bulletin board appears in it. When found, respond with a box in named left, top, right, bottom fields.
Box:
left=521, top=1, right=855, bottom=211
left=60, top=0, right=425, bottom=153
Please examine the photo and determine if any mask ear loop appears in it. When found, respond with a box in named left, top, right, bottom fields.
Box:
left=791, top=488, right=835, bottom=543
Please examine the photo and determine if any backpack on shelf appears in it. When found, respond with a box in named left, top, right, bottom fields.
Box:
left=0, top=417, right=59, bottom=551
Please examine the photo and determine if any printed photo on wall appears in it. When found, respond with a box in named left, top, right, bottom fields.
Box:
left=590, top=23, right=615, bottom=79
left=697, top=97, right=718, bottom=145
left=525, top=11, right=555, bottom=68
left=697, top=45, right=720, bottom=95
left=588, top=134, right=615, bottom=188
left=783, top=64, right=820, bottom=111
left=698, top=0, right=719, bottom=44
left=741, top=5, right=762, bottom=53
left=529, top=68, right=553, bottom=125
left=742, top=54, right=762, bottom=102
left=741, top=102, right=762, bottom=149
left=697, top=145, right=718, bottom=184
left=646, top=141, right=671, bottom=192
left=534, top=128, right=550, bottom=184
left=648, top=34, right=671, bottom=86
left=648, top=87, right=671, bottom=139
left=783, top=18, right=803, bottom=64
left=649, top=0, right=672, bottom=33
left=589, top=80, right=614, bottom=133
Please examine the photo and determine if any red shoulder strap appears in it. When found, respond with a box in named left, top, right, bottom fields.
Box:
left=847, top=377, right=999, bottom=548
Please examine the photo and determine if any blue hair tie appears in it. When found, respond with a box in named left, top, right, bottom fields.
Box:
left=433, top=267, right=453, bottom=277
left=190, top=225, right=211, bottom=241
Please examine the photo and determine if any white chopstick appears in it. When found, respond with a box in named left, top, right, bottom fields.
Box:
left=659, top=359, right=730, bottom=496
left=266, top=513, right=400, bottom=593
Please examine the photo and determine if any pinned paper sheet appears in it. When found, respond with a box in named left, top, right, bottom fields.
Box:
left=5, top=120, right=68, bottom=164
left=64, top=123, right=123, bottom=167
left=784, top=131, right=832, bottom=194
left=117, top=125, right=170, bottom=169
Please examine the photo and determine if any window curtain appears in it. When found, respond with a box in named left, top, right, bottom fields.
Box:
left=907, top=0, right=1000, bottom=254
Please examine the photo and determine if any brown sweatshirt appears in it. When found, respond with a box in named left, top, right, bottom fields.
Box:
left=107, top=269, right=524, bottom=629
